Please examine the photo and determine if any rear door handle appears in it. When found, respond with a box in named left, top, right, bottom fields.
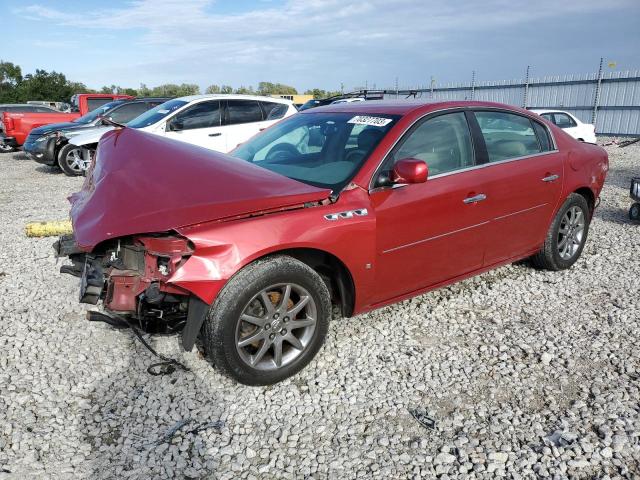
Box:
left=209, top=132, right=221, bottom=137
left=542, top=174, right=559, bottom=182
left=463, top=193, right=487, bottom=204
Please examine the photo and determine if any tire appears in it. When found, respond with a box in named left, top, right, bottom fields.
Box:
left=531, top=193, right=591, bottom=271
left=630, top=203, right=640, bottom=221
left=0, top=143, right=14, bottom=153
left=202, top=255, right=331, bottom=386
left=58, top=143, right=92, bottom=176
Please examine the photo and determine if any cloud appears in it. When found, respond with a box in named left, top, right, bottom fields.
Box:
left=15, top=0, right=639, bottom=89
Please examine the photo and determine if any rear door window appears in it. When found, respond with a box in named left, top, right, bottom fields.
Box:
left=87, top=97, right=116, bottom=111
left=552, top=113, right=577, bottom=128
left=225, top=100, right=263, bottom=125
left=108, top=102, right=151, bottom=123
left=474, top=111, right=541, bottom=162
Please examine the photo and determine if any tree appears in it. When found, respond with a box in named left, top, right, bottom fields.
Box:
left=0, top=61, right=23, bottom=102
left=304, top=88, right=341, bottom=99
left=122, top=87, right=138, bottom=96
left=138, top=83, right=151, bottom=96
left=150, top=83, right=200, bottom=97
left=234, top=85, right=255, bottom=94
left=220, top=85, right=233, bottom=94
left=16, top=69, right=74, bottom=102
left=205, top=84, right=221, bottom=94
left=257, top=81, right=297, bottom=95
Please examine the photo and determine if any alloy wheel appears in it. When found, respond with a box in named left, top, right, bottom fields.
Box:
left=557, top=206, right=585, bottom=260
left=64, top=147, right=91, bottom=173
left=235, top=283, right=317, bottom=371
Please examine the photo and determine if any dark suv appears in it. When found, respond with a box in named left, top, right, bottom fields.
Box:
left=23, top=98, right=170, bottom=175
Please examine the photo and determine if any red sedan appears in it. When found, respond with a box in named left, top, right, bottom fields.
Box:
left=58, top=100, right=608, bottom=385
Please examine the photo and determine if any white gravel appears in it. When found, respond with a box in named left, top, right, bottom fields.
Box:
left=1, top=144, right=639, bottom=479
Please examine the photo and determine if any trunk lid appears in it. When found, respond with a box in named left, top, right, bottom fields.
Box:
left=70, top=128, right=331, bottom=250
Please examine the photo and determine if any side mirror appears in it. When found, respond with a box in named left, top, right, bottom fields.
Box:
left=99, top=116, right=113, bottom=125
left=392, top=158, right=428, bottom=184
left=168, top=119, right=183, bottom=131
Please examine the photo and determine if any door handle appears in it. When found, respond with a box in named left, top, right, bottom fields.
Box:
left=209, top=132, right=222, bottom=137
left=542, top=174, right=559, bottom=182
left=463, top=193, right=487, bottom=204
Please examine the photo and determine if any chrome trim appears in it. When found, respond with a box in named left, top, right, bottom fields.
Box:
left=463, top=193, right=487, bottom=204
left=324, top=208, right=368, bottom=221
left=542, top=174, right=560, bottom=182
left=494, top=203, right=547, bottom=221
left=368, top=105, right=559, bottom=192
left=382, top=221, right=490, bottom=254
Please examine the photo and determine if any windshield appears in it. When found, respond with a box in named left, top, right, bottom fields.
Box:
left=73, top=101, right=125, bottom=124
left=232, top=112, right=399, bottom=192
left=127, top=99, right=188, bottom=128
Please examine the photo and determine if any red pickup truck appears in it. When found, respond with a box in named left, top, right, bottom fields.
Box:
left=0, top=93, right=132, bottom=151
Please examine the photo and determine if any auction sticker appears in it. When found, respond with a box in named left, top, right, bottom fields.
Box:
left=347, top=115, right=393, bottom=127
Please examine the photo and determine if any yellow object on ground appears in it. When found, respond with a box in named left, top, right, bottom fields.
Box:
left=25, top=220, right=73, bottom=237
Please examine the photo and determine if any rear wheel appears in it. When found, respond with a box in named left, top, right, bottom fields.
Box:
left=0, top=142, right=14, bottom=153
left=630, top=202, right=640, bottom=221
left=202, top=255, right=331, bottom=385
left=58, top=143, right=92, bottom=176
left=531, top=193, right=591, bottom=270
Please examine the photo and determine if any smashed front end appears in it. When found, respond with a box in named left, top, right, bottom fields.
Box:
left=55, top=233, right=196, bottom=334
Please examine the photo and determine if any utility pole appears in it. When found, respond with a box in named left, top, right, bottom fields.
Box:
left=592, top=57, right=604, bottom=126
left=430, top=76, right=435, bottom=99
left=340, top=82, right=344, bottom=94
left=470, top=70, right=476, bottom=100
left=395, top=77, right=399, bottom=98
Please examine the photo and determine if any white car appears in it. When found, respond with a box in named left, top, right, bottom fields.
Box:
left=67, top=94, right=297, bottom=160
left=531, top=109, right=597, bottom=144
left=331, top=98, right=365, bottom=104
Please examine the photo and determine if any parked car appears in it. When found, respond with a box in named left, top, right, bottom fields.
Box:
left=331, top=97, right=365, bottom=104
left=0, top=93, right=133, bottom=151
left=64, top=94, right=297, bottom=164
left=0, top=104, right=58, bottom=152
left=24, top=98, right=170, bottom=175
left=57, top=100, right=608, bottom=385
left=531, top=109, right=597, bottom=143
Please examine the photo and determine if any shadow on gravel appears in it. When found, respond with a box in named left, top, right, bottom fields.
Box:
left=79, top=329, right=223, bottom=479
left=34, top=165, right=62, bottom=175
left=595, top=202, right=634, bottom=225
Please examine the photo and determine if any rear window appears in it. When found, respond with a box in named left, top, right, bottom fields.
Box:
left=474, top=111, right=542, bottom=162
left=86, top=97, right=116, bottom=111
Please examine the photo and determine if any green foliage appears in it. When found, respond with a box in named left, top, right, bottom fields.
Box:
left=0, top=61, right=23, bottom=102
left=205, top=84, right=221, bottom=94
left=234, top=85, right=255, bottom=95
left=149, top=83, right=200, bottom=97
left=257, top=82, right=297, bottom=95
left=304, top=88, right=342, bottom=99
left=220, top=85, right=233, bottom=94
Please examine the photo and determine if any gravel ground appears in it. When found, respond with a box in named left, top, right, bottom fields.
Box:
left=1, top=143, right=639, bottom=480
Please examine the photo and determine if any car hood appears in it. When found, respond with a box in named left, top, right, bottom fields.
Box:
left=68, top=126, right=115, bottom=147
left=30, top=121, right=82, bottom=136
left=70, top=128, right=332, bottom=250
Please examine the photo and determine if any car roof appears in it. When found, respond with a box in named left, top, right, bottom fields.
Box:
left=176, top=94, right=293, bottom=104
left=305, top=100, right=531, bottom=116
left=530, top=109, right=569, bottom=115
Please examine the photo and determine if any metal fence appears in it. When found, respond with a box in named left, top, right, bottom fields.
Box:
left=371, top=68, right=640, bottom=136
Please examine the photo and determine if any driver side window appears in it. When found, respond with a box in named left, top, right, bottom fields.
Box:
left=171, top=101, right=221, bottom=130
left=389, top=112, right=475, bottom=176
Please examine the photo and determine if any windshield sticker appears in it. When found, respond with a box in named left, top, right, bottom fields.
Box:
left=347, top=115, right=392, bottom=127
left=157, top=109, right=169, bottom=114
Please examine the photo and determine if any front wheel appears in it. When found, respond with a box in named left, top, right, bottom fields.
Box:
left=531, top=193, right=591, bottom=271
left=58, top=143, right=92, bottom=176
left=202, top=256, right=331, bottom=386
left=630, top=202, right=640, bottom=221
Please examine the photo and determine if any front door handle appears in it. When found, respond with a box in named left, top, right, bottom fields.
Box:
left=463, top=193, right=487, bottom=204
left=542, top=174, right=559, bottom=182
left=209, top=132, right=222, bottom=137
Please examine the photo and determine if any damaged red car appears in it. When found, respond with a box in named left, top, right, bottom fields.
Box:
left=57, top=101, right=608, bottom=385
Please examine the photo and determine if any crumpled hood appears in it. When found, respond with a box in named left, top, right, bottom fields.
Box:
left=70, top=128, right=331, bottom=250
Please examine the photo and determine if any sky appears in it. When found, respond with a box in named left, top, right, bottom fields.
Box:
left=4, top=0, right=640, bottom=93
